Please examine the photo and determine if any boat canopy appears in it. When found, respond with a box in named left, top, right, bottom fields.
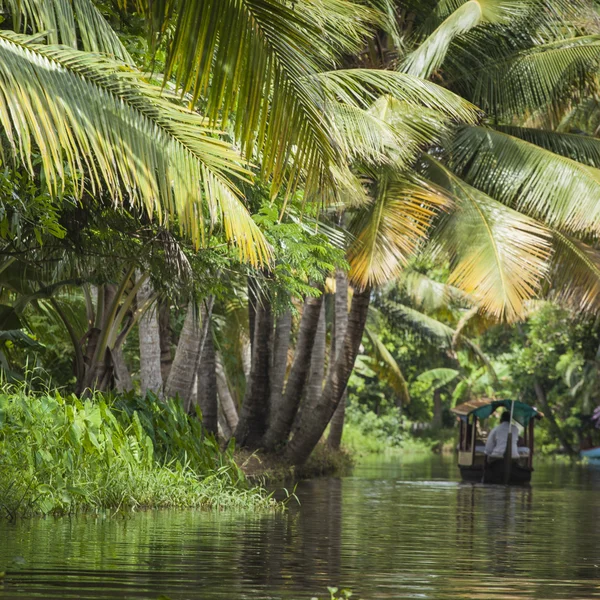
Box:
left=451, top=398, right=543, bottom=426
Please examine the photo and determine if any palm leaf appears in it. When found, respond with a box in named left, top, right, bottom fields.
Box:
left=1, top=0, right=132, bottom=61
left=549, top=231, right=600, bottom=311
left=132, top=0, right=376, bottom=199
left=424, top=157, right=551, bottom=319
left=452, top=35, right=600, bottom=119
left=347, top=174, right=447, bottom=289
left=363, top=325, right=410, bottom=404
left=451, top=125, right=600, bottom=235
left=314, top=68, right=481, bottom=122
left=402, top=0, right=527, bottom=79
left=0, top=31, right=270, bottom=265
left=396, top=268, right=470, bottom=312
left=494, top=125, right=600, bottom=168
left=417, top=367, right=460, bottom=389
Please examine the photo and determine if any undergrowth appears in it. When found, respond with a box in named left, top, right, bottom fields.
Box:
left=0, top=385, right=276, bottom=518
left=341, top=404, right=453, bottom=456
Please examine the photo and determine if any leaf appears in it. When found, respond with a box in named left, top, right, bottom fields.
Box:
left=424, top=157, right=552, bottom=320
left=0, top=305, right=22, bottom=330
left=0, top=31, right=270, bottom=265
left=451, top=125, right=600, bottom=236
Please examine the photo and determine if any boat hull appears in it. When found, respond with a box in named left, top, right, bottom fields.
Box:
left=581, top=447, right=600, bottom=459
left=459, top=461, right=532, bottom=485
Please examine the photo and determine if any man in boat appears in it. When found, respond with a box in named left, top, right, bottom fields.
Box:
left=484, top=411, right=519, bottom=461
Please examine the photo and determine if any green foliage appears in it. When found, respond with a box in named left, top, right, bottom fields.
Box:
left=0, top=386, right=275, bottom=518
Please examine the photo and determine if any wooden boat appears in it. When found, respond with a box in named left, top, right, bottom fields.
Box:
left=451, top=399, right=544, bottom=485
left=580, top=446, right=600, bottom=460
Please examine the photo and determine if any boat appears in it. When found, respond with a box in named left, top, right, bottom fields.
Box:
left=451, top=398, right=544, bottom=485
left=580, top=447, right=600, bottom=460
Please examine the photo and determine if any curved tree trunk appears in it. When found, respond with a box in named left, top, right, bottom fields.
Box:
left=197, top=324, right=218, bottom=435
left=262, top=292, right=324, bottom=451
left=113, top=347, right=133, bottom=392
left=137, top=276, right=163, bottom=396
left=235, top=298, right=273, bottom=448
left=328, top=270, right=349, bottom=449
left=284, top=286, right=371, bottom=466
left=216, top=352, right=239, bottom=433
left=164, top=299, right=212, bottom=405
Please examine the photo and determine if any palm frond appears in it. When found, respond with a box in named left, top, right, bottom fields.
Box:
left=0, top=31, right=270, bottom=265
left=133, top=0, right=376, bottom=199
left=494, top=125, right=600, bottom=168
left=452, top=35, right=600, bottom=119
left=314, top=68, right=481, bottom=122
left=1, top=0, right=132, bottom=61
left=347, top=174, right=447, bottom=289
left=451, top=125, right=600, bottom=235
left=364, top=325, right=410, bottom=404
left=417, top=367, right=460, bottom=389
left=550, top=231, right=600, bottom=311
left=396, top=268, right=471, bottom=311
left=424, top=157, right=551, bottom=320
left=403, top=0, right=526, bottom=79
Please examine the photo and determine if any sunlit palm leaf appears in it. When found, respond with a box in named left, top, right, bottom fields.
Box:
left=348, top=174, right=447, bottom=289
left=424, top=158, right=551, bottom=320
left=314, top=68, right=481, bottom=122
left=1, top=0, right=132, bottom=61
left=402, top=0, right=526, bottom=79
left=0, top=31, right=270, bottom=265
left=131, top=0, right=376, bottom=198
left=451, top=125, right=600, bottom=235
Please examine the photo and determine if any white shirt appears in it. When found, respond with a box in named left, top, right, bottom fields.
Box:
left=485, top=422, right=519, bottom=458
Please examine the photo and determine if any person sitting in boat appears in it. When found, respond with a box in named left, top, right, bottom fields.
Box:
left=484, top=411, right=519, bottom=460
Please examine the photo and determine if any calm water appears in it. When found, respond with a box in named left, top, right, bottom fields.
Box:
left=1, top=456, right=600, bottom=599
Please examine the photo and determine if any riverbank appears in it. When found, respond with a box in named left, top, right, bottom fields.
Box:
left=0, top=388, right=276, bottom=519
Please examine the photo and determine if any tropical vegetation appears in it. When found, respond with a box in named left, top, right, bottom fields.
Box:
left=3, top=0, right=600, bottom=517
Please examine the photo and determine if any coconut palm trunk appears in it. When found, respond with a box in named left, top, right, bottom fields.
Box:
left=284, top=287, right=371, bottom=466
left=196, top=325, right=218, bottom=434
left=262, top=292, right=324, bottom=451
left=137, top=276, right=163, bottom=396
left=268, top=309, right=292, bottom=417
left=158, top=301, right=173, bottom=382
left=328, top=270, right=349, bottom=448
left=164, top=299, right=212, bottom=405
left=216, top=352, right=239, bottom=434
left=291, top=300, right=327, bottom=437
left=235, top=298, right=273, bottom=448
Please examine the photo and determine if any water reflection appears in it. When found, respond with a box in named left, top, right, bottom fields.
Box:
left=0, top=457, right=599, bottom=599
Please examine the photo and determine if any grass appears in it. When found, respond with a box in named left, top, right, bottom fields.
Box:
left=0, top=385, right=276, bottom=518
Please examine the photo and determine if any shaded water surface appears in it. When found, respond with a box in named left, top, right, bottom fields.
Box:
left=1, top=456, right=600, bottom=599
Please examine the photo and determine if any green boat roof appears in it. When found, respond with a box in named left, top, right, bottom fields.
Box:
left=451, top=398, right=544, bottom=426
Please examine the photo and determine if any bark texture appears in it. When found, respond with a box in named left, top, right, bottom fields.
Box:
left=262, top=292, right=324, bottom=450
left=164, top=300, right=212, bottom=405
left=197, top=326, right=218, bottom=435
left=328, top=270, right=349, bottom=448
left=268, top=309, right=292, bottom=418
left=158, top=302, right=173, bottom=382
left=235, top=298, right=273, bottom=448
left=216, top=352, right=239, bottom=432
left=293, top=301, right=327, bottom=435
left=137, top=277, right=163, bottom=396
left=284, top=286, right=371, bottom=466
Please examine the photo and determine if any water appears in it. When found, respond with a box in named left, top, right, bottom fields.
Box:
left=1, top=455, right=600, bottom=599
